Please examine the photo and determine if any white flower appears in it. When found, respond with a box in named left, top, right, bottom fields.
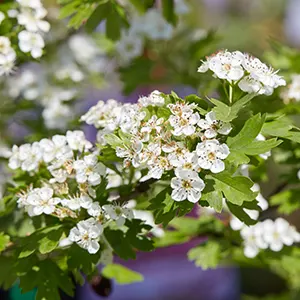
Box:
left=141, top=115, right=164, bottom=134
left=17, top=0, right=42, bottom=9
left=207, top=50, right=245, bottom=81
left=281, top=74, right=300, bottom=103
left=198, top=111, right=232, bottom=138
left=68, top=218, right=103, bottom=254
left=61, top=194, right=93, bottom=211
left=73, top=154, right=106, bottom=186
left=0, top=50, right=16, bottom=76
left=138, top=90, right=165, bottom=107
left=171, top=169, right=205, bottom=203
left=116, top=139, right=143, bottom=168
left=66, top=130, right=93, bottom=152
left=39, top=135, right=72, bottom=163
left=17, top=7, right=50, bottom=32
left=55, top=64, right=84, bottom=82
left=241, top=223, right=268, bottom=258
left=27, top=187, right=60, bottom=216
left=169, top=110, right=200, bottom=136
left=116, top=30, right=143, bottom=65
left=18, top=30, right=45, bottom=58
left=11, top=142, right=43, bottom=172
left=43, top=101, right=73, bottom=130
left=103, top=204, right=134, bottom=227
left=87, top=202, right=103, bottom=217
left=172, top=151, right=199, bottom=172
left=262, top=218, right=300, bottom=251
left=0, top=36, right=12, bottom=55
left=0, top=12, right=5, bottom=25
left=196, top=139, right=230, bottom=173
left=142, top=156, right=172, bottom=180
left=141, top=9, right=173, bottom=40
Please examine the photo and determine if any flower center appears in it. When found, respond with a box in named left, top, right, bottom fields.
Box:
left=182, top=180, right=192, bottom=189
left=208, top=152, right=216, bottom=161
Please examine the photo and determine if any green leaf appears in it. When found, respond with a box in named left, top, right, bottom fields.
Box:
left=128, top=0, right=155, bottom=13
left=86, top=2, right=110, bottom=33
left=226, top=150, right=250, bottom=166
left=0, top=233, right=10, bottom=252
left=102, top=264, right=143, bottom=284
left=211, top=93, right=256, bottom=122
left=154, top=231, right=189, bottom=247
left=227, top=113, right=265, bottom=149
left=188, top=240, right=221, bottom=270
left=38, top=227, right=64, bottom=254
left=209, top=173, right=257, bottom=205
left=162, top=0, right=177, bottom=25
left=104, top=228, right=136, bottom=260
left=242, top=138, right=282, bottom=155
left=270, top=189, right=300, bottom=214
left=226, top=201, right=257, bottom=226
left=58, top=1, right=80, bottom=19
left=67, top=5, right=94, bottom=29
left=125, top=219, right=154, bottom=252
left=202, top=191, right=223, bottom=213
left=104, top=133, right=124, bottom=147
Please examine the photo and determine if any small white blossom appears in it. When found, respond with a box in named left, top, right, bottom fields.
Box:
left=66, top=130, right=92, bottom=152
left=103, top=204, right=134, bottom=227
left=198, top=111, right=232, bottom=138
left=26, top=187, right=60, bottom=216
left=281, top=74, right=300, bottom=103
left=138, top=90, right=165, bottom=107
left=43, top=101, right=73, bottom=130
left=196, top=139, right=230, bottom=173
left=61, top=194, right=93, bottom=211
left=262, top=218, right=300, bottom=251
left=241, top=223, right=268, bottom=258
left=17, top=0, right=42, bottom=9
left=116, top=30, right=143, bottom=65
left=73, top=154, right=106, bottom=186
left=171, top=169, right=205, bottom=203
left=169, top=108, right=200, bottom=136
left=18, top=30, right=45, bottom=58
left=17, top=7, right=50, bottom=32
left=69, top=218, right=103, bottom=254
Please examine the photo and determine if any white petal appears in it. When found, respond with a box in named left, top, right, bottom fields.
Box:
left=171, top=188, right=186, bottom=201
left=87, top=240, right=100, bottom=254
left=210, top=159, right=225, bottom=173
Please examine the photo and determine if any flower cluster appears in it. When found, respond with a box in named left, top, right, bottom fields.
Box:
left=198, top=50, right=286, bottom=95
left=3, top=32, right=110, bottom=130
left=15, top=0, right=50, bottom=58
left=281, top=74, right=300, bottom=104
left=240, top=218, right=300, bottom=258
left=115, top=8, right=175, bottom=64
left=0, top=36, right=16, bottom=76
left=9, top=130, right=138, bottom=254
left=82, top=91, right=232, bottom=204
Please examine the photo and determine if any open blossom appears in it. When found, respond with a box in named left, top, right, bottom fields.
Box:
left=198, top=50, right=285, bottom=96
left=39, top=135, right=72, bottom=163
left=281, top=74, right=300, bottom=103
left=61, top=194, right=93, bottom=211
left=66, top=130, right=92, bottom=152
left=168, top=102, right=200, bottom=136
left=103, top=204, right=134, bottom=227
left=26, top=187, right=61, bottom=216
left=171, top=169, right=205, bottom=203
left=0, top=37, right=16, bottom=76
left=138, top=90, right=165, bottom=107
left=196, top=139, right=230, bottom=173
left=198, top=50, right=245, bottom=81
left=262, top=218, right=300, bottom=252
left=116, top=30, right=143, bottom=65
left=18, top=30, right=45, bottom=58
left=241, top=223, right=268, bottom=258
left=171, top=151, right=199, bottom=172
left=69, top=218, right=103, bottom=254
left=198, top=111, right=232, bottom=138
left=17, top=7, right=50, bottom=32
left=116, top=139, right=143, bottom=168
left=73, top=154, right=106, bottom=186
